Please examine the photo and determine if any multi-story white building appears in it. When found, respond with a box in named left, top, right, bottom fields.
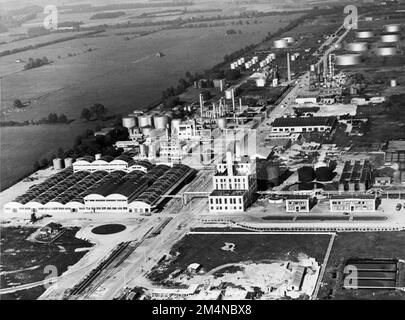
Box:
left=209, top=153, right=257, bottom=213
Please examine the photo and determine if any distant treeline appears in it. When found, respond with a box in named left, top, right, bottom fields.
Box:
left=0, top=113, right=69, bottom=127
left=90, top=11, right=126, bottom=20
left=0, top=30, right=104, bottom=58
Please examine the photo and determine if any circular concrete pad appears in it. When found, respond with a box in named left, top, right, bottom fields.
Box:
left=91, top=224, right=126, bottom=235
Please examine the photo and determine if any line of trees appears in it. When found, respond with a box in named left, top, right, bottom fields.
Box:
left=24, top=56, right=50, bottom=70
left=80, top=103, right=108, bottom=121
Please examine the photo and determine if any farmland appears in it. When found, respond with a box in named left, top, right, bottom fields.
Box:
left=0, top=13, right=302, bottom=190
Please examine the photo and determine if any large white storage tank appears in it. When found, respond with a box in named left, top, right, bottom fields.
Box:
left=225, top=89, right=233, bottom=100
left=138, top=114, right=153, bottom=128
left=53, top=158, right=64, bottom=170
left=153, top=115, right=169, bottom=130
left=122, top=116, right=137, bottom=129
left=217, top=118, right=227, bottom=130
left=381, top=33, right=400, bottom=43
left=377, top=46, right=397, bottom=56
left=335, top=54, right=361, bottom=66
left=347, top=42, right=368, bottom=52
left=384, top=24, right=400, bottom=33
left=64, top=158, right=73, bottom=167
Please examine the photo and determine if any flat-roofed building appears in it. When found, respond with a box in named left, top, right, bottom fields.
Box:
left=285, top=195, right=312, bottom=213
left=329, top=194, right=376, bottom=213
left=385, top=140, right=405, bottom=164
left=271, top=116, right=336, bottom=133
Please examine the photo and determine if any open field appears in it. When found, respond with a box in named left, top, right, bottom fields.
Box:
left=0, top=226, right=91, bottom=300
left=0, top=13, right=302, bottom=191
left=318, top=231, right=405, bottom=300
left=148, top=232, right=330, bottom=284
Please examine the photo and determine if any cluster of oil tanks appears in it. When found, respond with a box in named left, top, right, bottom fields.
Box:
left=52, top=157, right=73, bottom=170
left=297, top=164, right=334, bottom=183
left=122, top=113, right=180, bottom=135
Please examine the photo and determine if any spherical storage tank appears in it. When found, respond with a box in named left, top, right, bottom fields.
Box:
left=122, top=116, right=137, bottom=129
left=315, top=166, right=333, bottom=182
left=153, top=115, right=169, bottom=130
left=298, top=166, right=315, bottom=182
left=53, top=158, right=64, bottom=170
left=138, top=114, right=153, bottom=128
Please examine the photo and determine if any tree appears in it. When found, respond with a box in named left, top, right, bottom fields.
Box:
left=57, top=147, right=65, bottom=159
left=33, top=160, right=41, bottom=171
left=48, top=112, right=58, bottom=123
left=81, top=108, right=91, bottom=121
left=90, top=103, right=107, bottom=120
left=58, top=114, right=68, bottom=123
left=13, top=99, right=24, bottom=108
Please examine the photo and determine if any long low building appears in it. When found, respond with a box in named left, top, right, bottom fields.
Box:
left=271, top=116, right=336, bottom=133
left=329, top=194, right=376, bottom=213
left=4, top=162, right=195, bottom=215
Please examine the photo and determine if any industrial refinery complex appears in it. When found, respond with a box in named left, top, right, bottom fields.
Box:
left=2, top=2, right=405, bottom=302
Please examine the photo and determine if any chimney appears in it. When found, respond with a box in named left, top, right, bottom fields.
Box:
left=226, top=151, right=233, bottom=176
left=287, top=52, right=291, bottom=82
left=199, top=94, right=204, bottom=118
left=323, top=55, right=328, bottom=78
left=231, top=89, right=236, bottom=114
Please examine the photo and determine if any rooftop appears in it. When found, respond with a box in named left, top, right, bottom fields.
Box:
left=272, top=116, right=336, bottom=128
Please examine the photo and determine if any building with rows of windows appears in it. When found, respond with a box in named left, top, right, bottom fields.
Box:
left=208, top=152, right=257, bottom=213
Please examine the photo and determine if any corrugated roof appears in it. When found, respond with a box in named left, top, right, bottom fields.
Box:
left=272, top=116, right=336, bottom=128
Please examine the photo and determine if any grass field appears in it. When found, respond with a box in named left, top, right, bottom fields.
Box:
left=318, top=231, right=405, bottom=300
left=0, top=226, right=91, bottom=300
left=148, top=232, right=330, bottom=283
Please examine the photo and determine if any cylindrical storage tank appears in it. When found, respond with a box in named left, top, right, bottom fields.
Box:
left=315, top=166, right=333, bottom=182
left=141, top=126, right=153, bottom=136
left=225, top=89, right=233, bottom=100
left=230, top=63, right=236, bottom=70
left=139, top=144, right=147, bottom=157
left=356, top=30, right=374, bottom=39
left=53, top=158, right=64, bottom=170
left=283, top=36, right=294, bottom=44
left=310, top=64, right=315, bottom=72
left=153, top=115, right=169, bottom=130
left=335, top=54, right=361, bottom=66
left=269, top=53, right=276, bottom=60
left=390, top=79, right=397, bottom=87
left=122, top=116, right=137, bottom=129
left=385, top=24, right=400, bottom=33
left=138, top=115, right=153, bottom=128
left=347, top=42, right=368, bottom=52
left=217, top=117, right=226, bottom=130
left=381, top=33, right=400, bottom=43
left=377, top=46, right=397, bottom=56
left=148, top=144, right=156, bottom=158
left=171, top=118, right=181, bottom=135
left=64, top=158, right=73, bottom=167
left=95, top=153, right=101, bottom=160
left=298, top=166, right=315, bottom=182
left=273, top=39, right=288, bottom=48
left=256, top=78, right=266, bottom=87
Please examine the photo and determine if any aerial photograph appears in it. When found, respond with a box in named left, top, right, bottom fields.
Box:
left=1, top=0, right=405, bottom=308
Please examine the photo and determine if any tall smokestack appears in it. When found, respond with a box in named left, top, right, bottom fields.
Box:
left=287, top=52, right=291, bottom=82
left=231, top=89, right=235, bottom=114
left=199, top=94, right=204, bottom=118
left=323, top=55, right=328, bottom=78
left=226, top=151, right=233, bottom=177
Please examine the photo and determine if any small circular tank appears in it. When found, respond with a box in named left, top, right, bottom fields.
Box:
left=171, top=118, right=181, bottom=135
left=138, top=115, right=153, bottom=128
left=298, top=166, right=315, bottom=182
left=53, top=158, right=64, bottom=170
left=217, top=118, right=226, bottom=130
left=64, top=158, right=73, bottom=167
left=122, top=116, right=137, bottom=129
left=153, top=115, right=169, bottom=130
